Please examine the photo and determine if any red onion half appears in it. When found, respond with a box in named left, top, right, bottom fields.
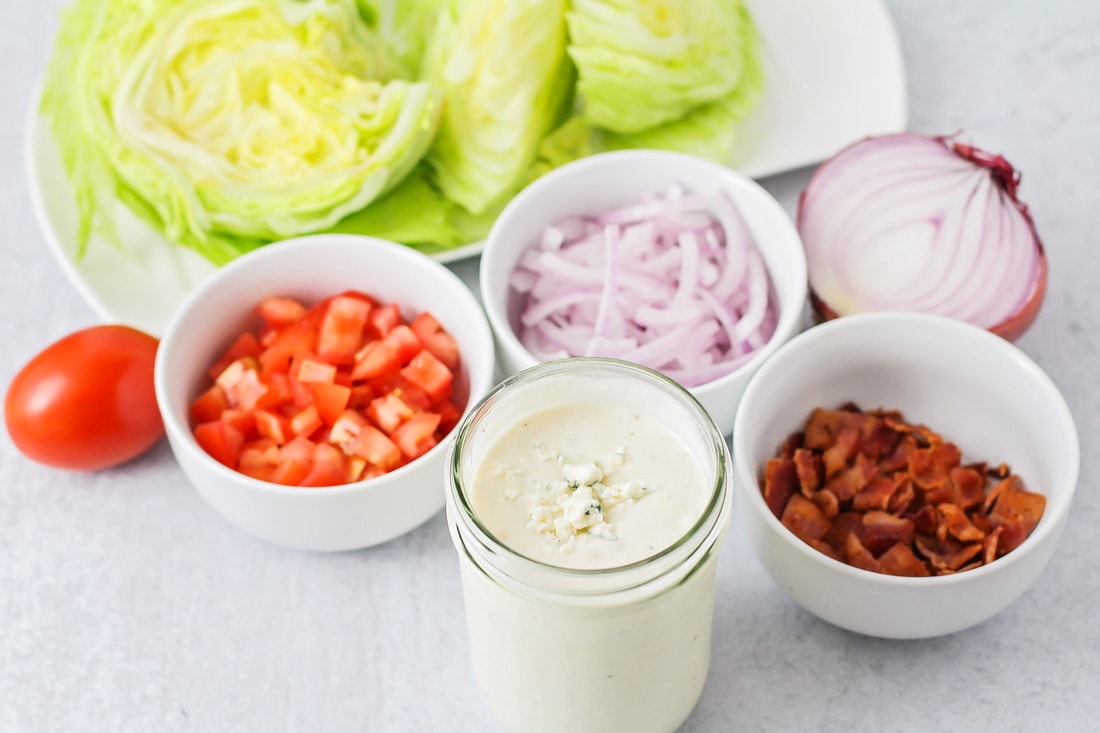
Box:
left=797, top=133, right=1046, bottom=341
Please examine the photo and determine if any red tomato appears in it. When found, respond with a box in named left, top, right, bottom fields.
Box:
left=189, top=291, right=465, bottom=487
left=4, top=325, right=164, bottom=471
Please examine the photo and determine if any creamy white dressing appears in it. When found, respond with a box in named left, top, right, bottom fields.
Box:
left=471, top=403, right=708, bottom=569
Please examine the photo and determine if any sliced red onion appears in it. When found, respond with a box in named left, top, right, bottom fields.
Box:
left=509, top=185, right=778, bottom=387
left=797, top=132, right=1047, bottom=341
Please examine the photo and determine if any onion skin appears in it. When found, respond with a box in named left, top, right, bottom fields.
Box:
left=798, top=133, right=1047, bottom=342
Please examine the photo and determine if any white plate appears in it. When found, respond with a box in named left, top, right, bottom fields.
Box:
left=25, top=0, right=906, bottom=337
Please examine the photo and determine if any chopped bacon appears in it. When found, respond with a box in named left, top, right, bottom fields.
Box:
left=851, top=475, right=897, bottom=512
left=844, top=533, right=882, bottom=573
left=776, top=431, right=804, bottom=460
left=823, top=425, right=862, bottom=478
left=822, top=512, right=863, bottom=554
left=914, top=534, right=983, bottom=572
left=793, top=448, right=822, bottom=495
left=986, top=475, right=1046, bottom=554
left=983, top=526, right=1003, bottom=565
left=878, top=433, right=918, bottom=473
left=878, top=542, right=930, bottom=577
left=907, top=503, right=937, bottom=535
left=937, top=503, right=985, bottom=543
left=825, top=453, right=877, bottom=501
left=861, top=511, right=915, bottom=556
left=808, top=538, right=841, bottom=561
left=805, top=408, right=874, bottom=451
left=759, top=403, right=1046, bottom=577
left=949, top=466, right=986, bottom=509
left=909, top=442, right=962, bottom=490
left=781, top=494, right=831, bottom=542
left=812, top=488, right=840, bottom=518
left=861, top=419, right=901, bottom=459
left=887, top=477, right=916, bottom=515
left=763, top=458, right=798, bottom=519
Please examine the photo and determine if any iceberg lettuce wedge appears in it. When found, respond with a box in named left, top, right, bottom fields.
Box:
left=567, top=0, right=750, bottom=134
left=42, top=0, right=441, bottom=264
left=599, top=5, right=765, bottom=162
left=421, top=0, right=574, bottom=216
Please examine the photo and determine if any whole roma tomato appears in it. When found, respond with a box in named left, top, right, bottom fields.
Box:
left=4, top=325, right=164, bottom=471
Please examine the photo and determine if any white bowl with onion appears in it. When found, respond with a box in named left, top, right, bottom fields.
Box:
left=480, top=150, right=808, bottom=436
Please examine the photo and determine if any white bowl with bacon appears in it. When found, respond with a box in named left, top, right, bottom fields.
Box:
left=732, top=311, right=1079, bottom=639
left=155, top=234, right=495, bottom=552
left=479, top=149, right=808, bottom=436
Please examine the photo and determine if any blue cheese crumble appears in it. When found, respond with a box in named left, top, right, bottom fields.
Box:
left=516, top=446, right=648, bottom=550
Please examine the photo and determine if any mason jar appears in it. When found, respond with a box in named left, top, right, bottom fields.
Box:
left=445, top=358, right=733, bottom=733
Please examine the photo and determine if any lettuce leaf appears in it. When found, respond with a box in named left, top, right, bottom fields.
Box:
left=42, top=0, right=440, bottom=264
left=599, top=5, right=765, bottom=162
left=420, top=0, right=574, bottom=216
left=567, top=0, right=750, bottom=134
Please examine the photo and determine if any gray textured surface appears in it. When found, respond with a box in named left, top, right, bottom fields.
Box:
left=2, top=1, right=1099, bottom=731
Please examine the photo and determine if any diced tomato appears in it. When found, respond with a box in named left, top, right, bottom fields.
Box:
left=190, top=290, right=467, bottom=487
left=350, top=325, right=421, bottom=381
left=238, top=464, right=276, bottom=482
left=215, top=358, right=256, bottom=403
left=295, top=357, right=337, bottom=384
left=190, top=384, right=230, bottom=424
left=258, top=372, right=293, bottom=409
left=194, top=419, right=245, bottom=468
left=259, top=321, right=317, bottom=375
left=410, top=312, right=461, bottom=371
left=350, top=424, right=403, bottom=470
left=367, top=393, right=417, bottom=434
left=345, top=455, right=368, bottom=483
left=300, top=443, right=349, bottom=487
left=279, top=436, right=314, bottom=465
left=401, top=349, right=454, bottom=402
left=391, top=413, right=442, bottom=459
left=289, top=404, right=323, bottom=438
left=231, top=368, right=270, bottom=410
left=255, top=409, right=293, bottom=445
left=208, top=332, right=263, bottom=380
left=435, top=398, right=463, bottom=435
left=286, top=374, right=313, bottom=409
left=348, top=384, right=375, bottom=410
left=220, top=408, right=257, bottom=439
left=329, top=408, right=367, bottom=447
left=310, top=382, right=351, bottom=426
left=368, top=372, right=432, bottom=410
left=239, top=438, right=279, bottom=468
left=270, top=437, right=314, bottom=485
left=368, top=303, right=402, bottom=338
left=317, top=295, right=371, bottom=365
left=256, top=296, right=307, bottom=328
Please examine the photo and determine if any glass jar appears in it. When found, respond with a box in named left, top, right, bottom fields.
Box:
left=445, top=358, right=733, bottom=733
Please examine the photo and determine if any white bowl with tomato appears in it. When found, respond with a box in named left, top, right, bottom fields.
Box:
left=155, top=234, right=496, bottom=552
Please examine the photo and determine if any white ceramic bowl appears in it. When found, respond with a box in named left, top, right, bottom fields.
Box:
left=733, top=312, right=1079, bottom=639
left=155, top=234, right=496, bottom=551
left=479, top=149, right=808, bottom=435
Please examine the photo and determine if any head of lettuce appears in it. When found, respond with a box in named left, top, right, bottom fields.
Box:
left=43, top=0, right=441, bottom=264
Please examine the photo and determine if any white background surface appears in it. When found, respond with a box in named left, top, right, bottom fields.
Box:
left=2, top=2, right=1098, bottom=731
